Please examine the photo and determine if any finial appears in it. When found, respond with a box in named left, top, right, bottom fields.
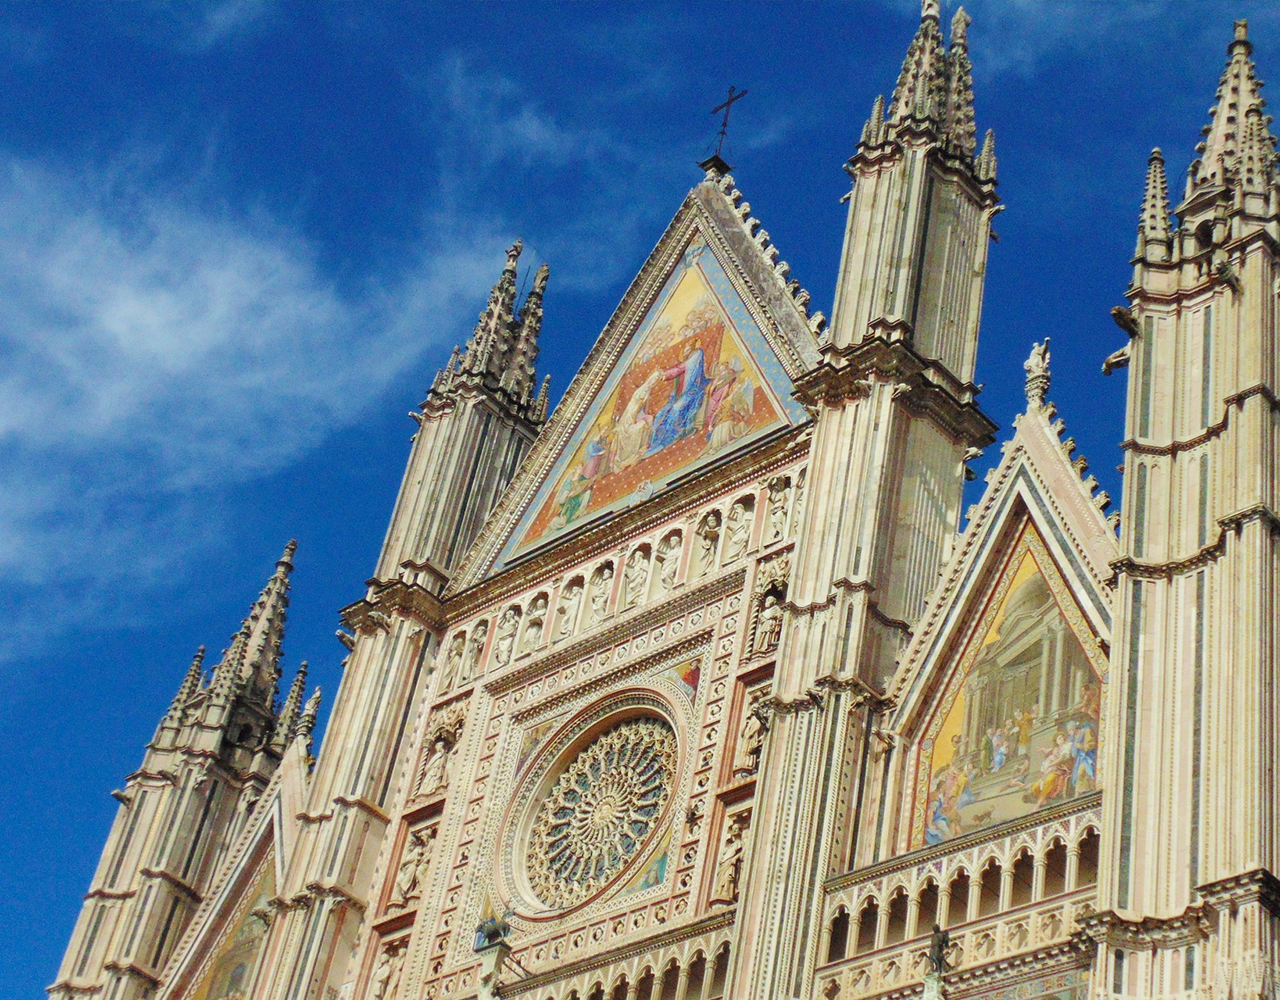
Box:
left=530, top=262, right=549, bottom=298
left=1024, top=339, right=1051, bottom=408
left=279, top=539, right=297, bottom=566
left=922, top=0, right=940, bottom=22
left=505, top=240, right=523, bottom=271
left=1234, top=19, right=1249, bottom=46
left=950, top=7, right=970, bottom=45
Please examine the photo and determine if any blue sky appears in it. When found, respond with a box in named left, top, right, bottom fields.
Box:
left=2, top=1, right=1272, bottom=991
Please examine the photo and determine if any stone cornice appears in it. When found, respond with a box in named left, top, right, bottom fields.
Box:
left=1197, top=867, right=1280, bottom=913
left=826, top=795, right=1102, bottom=892
left=1076, top=905, right=1212, bottom=950
left=1111, top=504, right=1280, bottom=582
left=503, top=910, right=735, bottom=994
left=793, top=338, right=996, bottom=448
left=344, top=579, right=446, bottom=632
left=1122, top=383, right=1279, bottom=457
left=850, top=132, right=999, bottom=210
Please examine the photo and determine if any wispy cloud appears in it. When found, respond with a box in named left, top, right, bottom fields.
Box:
left=954, top=0, right=1280, bottom=82
left=143, top=0, right=278, bottom=52
left=0, top=155, right=511, bottom=659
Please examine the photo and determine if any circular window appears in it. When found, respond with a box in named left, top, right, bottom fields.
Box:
left=525, top=716, right=677, bottom=910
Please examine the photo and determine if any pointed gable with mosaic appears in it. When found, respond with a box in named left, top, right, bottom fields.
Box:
left=885, top=345, right=1118, bottom=852
left=453, top=168, right=822, bottom=586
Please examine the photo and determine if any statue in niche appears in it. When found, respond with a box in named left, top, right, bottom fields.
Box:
left=458, top=623, right=487, bottom=684
left=755, top=591, right=784, bottom=653
left=390, top=827, right=436, bottom=909
left=767, top=478, right=789, bottom=542
left=441, top=633, right=465, bottom=688
left=695, top=510, right=721, bottom=577
left=370, top=942, right=404, bottom=1000
left=494, top=607, right=520, bottom=668
left=794, top=468, right=807, bottom=524
left=656, top=533, right=680, bottom=592
left=713, top=814, right=747, bottom=901
left=588, top=564, right=613, bottom=625
left=520, top=594, right=547, bottom=654
left=623, top=549, right=649, bottom=609
left=733, top=693, right=768, bottom=775
left=723, top=500, right=751, bottom=563
left=416, top=724, right=460, bottom=797
left=557, top=581, right=583, bottom=638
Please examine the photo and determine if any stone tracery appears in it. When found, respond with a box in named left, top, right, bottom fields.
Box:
left=527, top=717, right=678, bottom=910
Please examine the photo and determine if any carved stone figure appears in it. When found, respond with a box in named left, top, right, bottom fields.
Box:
left=588, top=564, right=613, bottom=625
left=734, top=693, right=767, bottom=775
left=460, top=623, right=486, bottom=684
left=656, top=533, right=680, bottom=592
left=521, top=594, right=547, bottom=654
left=695, top=510, right=721, bottom=577
left=794, top=468, right=807, bottom=524
left=494, top=607, right=519, bottom=668
left=1024, top=338, right=1051, bottom=407
left=556, top=582, right=583, bottom=638
left=442, top=633, right=465, bottom=688
left=713, top=815, right=746, bottom=901
left=417, top=729, right=457, bottom=797
left=370, top=943, right=404, bottom=1000
left=623, top=549, right=649, bottom=609
left=723, top=500, right=751, bottom=563
left=767, top=478, right=789, bottom=542
left=755, top=593, right=784, bottom=653
left=391, top=827, right=436, bottom=909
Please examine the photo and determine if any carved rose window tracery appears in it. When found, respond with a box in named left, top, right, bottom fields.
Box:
left=526, top=717, right=677, bottom=909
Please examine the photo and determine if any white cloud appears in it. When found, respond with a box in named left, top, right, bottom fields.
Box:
left=0, top=156, right=512, bottom=659
left=146, top=0, right=278, bottom=52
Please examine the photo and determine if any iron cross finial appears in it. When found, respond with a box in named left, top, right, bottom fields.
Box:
left=711, top=85, right=749, bottom=157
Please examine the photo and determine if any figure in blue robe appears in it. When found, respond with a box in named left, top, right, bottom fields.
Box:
left=648, top=342, right=709, bottom=454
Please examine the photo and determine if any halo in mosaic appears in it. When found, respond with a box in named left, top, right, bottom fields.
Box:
left=527, top=717, right=677, bottom=909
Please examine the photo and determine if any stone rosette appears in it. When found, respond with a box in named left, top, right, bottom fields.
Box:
left=526, top=717, right=677, bottom=909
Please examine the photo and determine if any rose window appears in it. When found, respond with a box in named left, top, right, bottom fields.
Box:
left=526, top=717, right=677, bottom=909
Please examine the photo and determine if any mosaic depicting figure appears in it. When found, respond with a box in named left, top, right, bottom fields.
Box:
left=919, top=551, right=1104, bottom=845
left=511, top=256, right=792, bottom=557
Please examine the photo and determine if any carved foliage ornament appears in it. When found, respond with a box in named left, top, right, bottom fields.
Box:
left=527, top=717, right=677, bottom=909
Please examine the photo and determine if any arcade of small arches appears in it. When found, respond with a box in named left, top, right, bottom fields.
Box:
left=520, top=941, right=730, bottom=1000
left=823, top=827, right=1100, bottom=963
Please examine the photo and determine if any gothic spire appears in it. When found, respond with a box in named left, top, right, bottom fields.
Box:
left=888, top=0, right=946, bottom=126
left=460, top=240, right=522, bottom=383
left=942, top=8, right=976, bottom=158
left=270, top=660, right=308, bottom=753
left=427, top=241, right=549, bottom=423
left=510, top=262, right=549, bottom=404
left=976, top=128, right=997, bottom=181
left=209, top=541, right=295, bottom=710
left=155, top=646, right=205, bottom=740
left=883, top=1, right=981, bottom=165
left=1136, top=148, right=1172, bottom=259
left=1190, top=19, right=1277, bottom=194
left=297, top=687, right=322, bottom=759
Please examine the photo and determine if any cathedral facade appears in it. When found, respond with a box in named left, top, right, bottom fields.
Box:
left=50, top=6, right=1280, bottom=1000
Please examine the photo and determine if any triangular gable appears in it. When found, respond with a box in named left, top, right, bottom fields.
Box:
left=157, top=738, right=312, bottom=1000
left=452, top=171, right=822, bottom=588
left=883, top=392, right=1119, bottom=853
